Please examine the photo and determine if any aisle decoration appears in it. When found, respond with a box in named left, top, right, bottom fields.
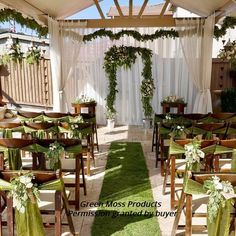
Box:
left=184, top=139, right=205, bottom=171
left=9, top=172, right=39, bottom=213
left=46, top=141, right=64, bottom=170
left=92, top=142, right=161, bottom=235
left=203, top=176, right=234, bottom=223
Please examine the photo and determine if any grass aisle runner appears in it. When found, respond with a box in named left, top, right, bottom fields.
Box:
left=92, top=142, right=161, bottom=236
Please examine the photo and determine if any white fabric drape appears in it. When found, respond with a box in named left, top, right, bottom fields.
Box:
left=176, top=15, right=215, bottom=113
left=48, top=17, right=61, bottom=112
left=76, top=28, right=196, bottom=125
left=48, top=18, right=85, bottom=112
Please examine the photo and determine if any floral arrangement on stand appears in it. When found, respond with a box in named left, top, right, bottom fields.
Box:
left=217, top=40, right=236, bottom=73
left=9, top=172, right=39, bottom=213
left=184, top=139, right=205, bottom=171
left=46, top=141, right=64, bottom=170
left=74, top=95, right=96, bottom=104
left=203, top=176, right=234, bottom=222
left=162, top=95, right=185, bottom=104
left=25, top=42, right=42, bottom=65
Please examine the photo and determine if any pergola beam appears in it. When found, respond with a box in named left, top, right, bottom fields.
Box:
left=138, top=0, right=149, bottom=18
left=93, top=0, right=105, bottom=19
left=129, top=0, right=133, bottom=18
left=62, top=16, right=176, bottom=28
left=160, top=0, right=170, bottom=17
left=113, top=0, right=124, bottom=17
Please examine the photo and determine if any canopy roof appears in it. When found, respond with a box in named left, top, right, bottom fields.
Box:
left=0, top=0, right=235, bottom=27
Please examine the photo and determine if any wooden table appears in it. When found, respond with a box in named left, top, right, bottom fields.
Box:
left=71, top=102, right=97, bottom=115
left=161, top=102, right=187, bottom=114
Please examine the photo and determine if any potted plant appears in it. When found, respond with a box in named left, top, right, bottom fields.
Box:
left=106, top=109, right=116, bottom=130
left=220, top=88, right=236, bottom=112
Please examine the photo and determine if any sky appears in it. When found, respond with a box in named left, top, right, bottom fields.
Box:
left=69, top=0, right=164, bottom=19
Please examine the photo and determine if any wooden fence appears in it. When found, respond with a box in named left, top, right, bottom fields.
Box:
left=0, top=59, right=53, bottom=109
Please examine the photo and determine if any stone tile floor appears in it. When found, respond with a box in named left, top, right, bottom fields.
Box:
left=3, top=125, right=207, bottom=235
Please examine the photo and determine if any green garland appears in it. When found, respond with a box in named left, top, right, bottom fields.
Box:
left=104, top=45, right=155, bottom=119
left=1, top=8, right=236, bottom=40
left=214, top=16, right=236, bottom=40
left=0, top=8, right=48, bottom=37
left=83, top=28, right=178, bottom=42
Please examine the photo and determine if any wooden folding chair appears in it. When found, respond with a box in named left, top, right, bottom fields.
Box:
left=0, top=170, right=75, bottom=236
left=163, top=139, right=216, bottom=209
left=171, top=172, right=236, bottom=236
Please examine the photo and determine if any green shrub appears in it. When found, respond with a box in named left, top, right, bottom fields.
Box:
left=221, top=88, right=236, bottom=112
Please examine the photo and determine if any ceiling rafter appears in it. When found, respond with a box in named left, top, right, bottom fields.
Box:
left=62, top=16, right=176, bottom=28
left=113, top=0, right=124, bottom=17
left=93, top=0, right=105, bottom=19
left=129, top=0, right=133, bottom=18
left=138, top=0, right=149, bottom=18
left=160, top=0, right=170, bottom=17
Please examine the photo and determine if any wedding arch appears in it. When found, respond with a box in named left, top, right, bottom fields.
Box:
left=103, top=45, right=155, bottom=119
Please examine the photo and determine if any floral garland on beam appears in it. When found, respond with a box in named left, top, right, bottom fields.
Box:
left=83, top=28, right=179, bottom=42
left=0, top=8, right=48, bottom=37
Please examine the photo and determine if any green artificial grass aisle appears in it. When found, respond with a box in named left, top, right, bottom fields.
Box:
left=91, top=142, right=161, bottom=236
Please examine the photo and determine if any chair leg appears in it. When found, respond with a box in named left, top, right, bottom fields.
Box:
left=152, top=124, right=156, bottom=152
left=185, top=194, right=192, bottom=236
left=6, top=197, right=13, bottom=236
left=171, top=191, right=186, bottom=236
left=80, top=156, right=87, bottom=196
left=62, top=186, right=75, bottom=234
left=170, top=155, right=176, bottom=210
left=75, top=154, right=81, bottom=210
left=55, top=191, right=61, bottom=236
left=162, top=156, right=170, bottom=195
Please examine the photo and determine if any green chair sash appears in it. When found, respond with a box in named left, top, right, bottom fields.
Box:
left=184, top=177, right=233, bottom=236
left=0, top=178, right=64, bottom=236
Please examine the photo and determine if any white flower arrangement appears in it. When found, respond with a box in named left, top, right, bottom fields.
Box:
left=184, top=139, right=205, bottom=169
left=8, top=173, right=39, bottom=214
left=46, top=141, right=64, bottom=170
left=218, top=40, right=236, bottom=71
left=74, top=95, right=96, bottom=104
left=165, top=114, right=172, bottom=121
left=203, top=176, right=234, bottom=222
left=25, top=42, right=42, bottom=65
left=162, top=95, right=185, bottom=103
left=1, top=37, right=23, bottom=65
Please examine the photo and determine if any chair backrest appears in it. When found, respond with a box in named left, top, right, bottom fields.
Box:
left=191, top=172, right=236, bottom=186
left=24, top=122, right=56, bottom=130
left=220, top=139, right=236, bottom=148
left=17, top=111, right=42, bottom=118
left=209, top=113, right=236, bottom=122
left=0, top=170, right=59, bottom=184
left=43, top=112, right=69, bottom=118
left=0, top=122, right=22, bottom=129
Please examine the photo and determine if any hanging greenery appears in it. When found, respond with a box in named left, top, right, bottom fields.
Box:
left=104, top=45, right=155, bottom=119
left=83, top=28, right=179, bottom=42
left=214, top=16, right=236, bottom=40
left=0, top=8, right=48, bottom=37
